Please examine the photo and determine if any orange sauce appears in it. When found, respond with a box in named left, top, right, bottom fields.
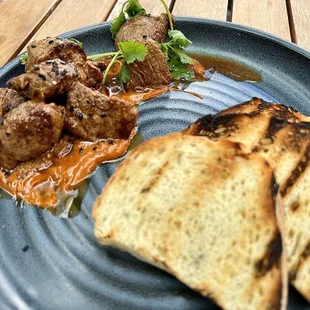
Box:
left=117, top=87, right=169, bottom=104
left=0, top=129, right=136, bottom=213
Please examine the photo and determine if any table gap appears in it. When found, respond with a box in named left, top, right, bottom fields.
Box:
left=169, top=0, right=177, bottom=11
left=226, top=0, right=233, bottom=22
left=286, top=0, right=297, bottom=43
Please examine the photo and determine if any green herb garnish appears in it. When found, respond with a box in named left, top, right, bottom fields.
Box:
left=92, top=41, right=147, bottom=85
left=159, top=0, right=174, bottom=30
left=110, top=12, right=127, bottom=39
left=161, top=30, right=194, bottom=80
left=118, top=40, right=147, bottom=63
left=20, top=54, right=28, bottom=65
left=125, top=0, right=146, bottom=18
left=118, top=64, right=131, bottom=89
left=110, top=0, right=146, bottom=39
left=68, top=38, right=83, bottom=48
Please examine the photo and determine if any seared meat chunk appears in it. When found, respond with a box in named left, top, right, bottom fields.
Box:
left=126, top=40, right=171, bottom=90
left=0, top=88, right=24, bottom=118
left=0, top=101, right=65, bottom=170
left=26, top=37, right=86, bottom=72
left=7, top=59, right=78, bottom=101
left=75, top=60, right=103, bottom=88
left=65, top=82, right=137, bottom=141
left=115, top=14, right=170, bottom=46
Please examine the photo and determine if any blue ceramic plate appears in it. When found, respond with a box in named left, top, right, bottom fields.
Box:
left=0, top=18, right=310, bottom=310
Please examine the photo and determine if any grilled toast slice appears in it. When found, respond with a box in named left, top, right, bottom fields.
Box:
left=219, top=97, right=310, bottom=122
left=184, top=112, right=271, bottom=153
left=187, top=99, right=310, bottom=303
left=281, top=146, right=310, bottom=302
left=93, top=133, right=286, bottom=310
left=186, top=113, right=310, bottom=189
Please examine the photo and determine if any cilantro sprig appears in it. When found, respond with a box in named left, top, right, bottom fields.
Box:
left=111, top=0, right=146, bottom=39
left=88, top=41, right=148, bottom=86
left=161, top=30, right=195, bottom=80
left=68, top=38, right=83, bottom=48
left=160, top=0, right=174, bottom=30
left=158, top=0, right=195, bottom=80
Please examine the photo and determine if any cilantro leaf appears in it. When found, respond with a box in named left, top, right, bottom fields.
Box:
left=160, top=44, right=169, bottom=59
left=170, top=46, right=194, bottom=64
left=20, top=53, right=28, bottom=65
left=125, top=0, right=146, bottom=18
left=168, top=56, right=195, bottom=80
left=118, top=41, right=147, bottom=64
left=110, top=11, right=126, bottom=39
left=68, top=38, right=83, bottom=48
left=168, top=30, right=192, bottom=48
left=119, top=65, right=131, bottom=89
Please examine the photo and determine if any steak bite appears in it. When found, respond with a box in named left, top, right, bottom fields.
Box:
left=75, top=60, right=103, bottom=88
left=0, top=101, right=65, bottom=170
left=0, top=88, right=25, bottom=118
left=25, top=37, right=86, bottom=72
left=126, top=40, right=171, bottom=90
left=65, top=82, right=138, bottom=141
left=115, top=13, right=170, bottom=45
left=7, top=59, right=79, bottom=101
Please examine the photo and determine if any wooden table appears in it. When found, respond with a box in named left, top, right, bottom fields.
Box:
left=0, top=0, right=309, bottom=68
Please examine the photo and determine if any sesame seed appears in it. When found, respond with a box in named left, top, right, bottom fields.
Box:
left=38, top=74, right=46, bottom=81
left=78, top=113, right=84, bottom=120
left=31, top=44, right=36, bottom=48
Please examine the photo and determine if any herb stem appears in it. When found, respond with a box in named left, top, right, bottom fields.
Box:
left=87, top=51, right=118, bottom=60
left=102, top=50, right=122, bottom=84
left=160, top=0, right=173, bottom=30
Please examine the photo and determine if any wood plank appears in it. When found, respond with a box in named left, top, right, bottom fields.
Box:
left=0, top=0, right=60, bottom=67
left=232, top=0, right=291, bottom=41
left=108, top=0, right=174, bottom=21
left=172, top=0, right=228, bottom=20
left=289, top=0, right=310, bottom=51
left=27, top=0, right=117, bottom=43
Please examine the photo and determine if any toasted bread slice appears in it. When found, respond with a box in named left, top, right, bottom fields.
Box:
left=184, top=113, right=271, bottom=153
left=219, top=97, right=310, bottom=122
left=93, top=133, right=286, bottom=310
left=186, top=113, right=310, bottom=189
left=281, top=146, right=310, bottom=302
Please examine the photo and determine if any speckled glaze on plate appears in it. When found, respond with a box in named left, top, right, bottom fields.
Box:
left=0, top=18, right=310, bottom=310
